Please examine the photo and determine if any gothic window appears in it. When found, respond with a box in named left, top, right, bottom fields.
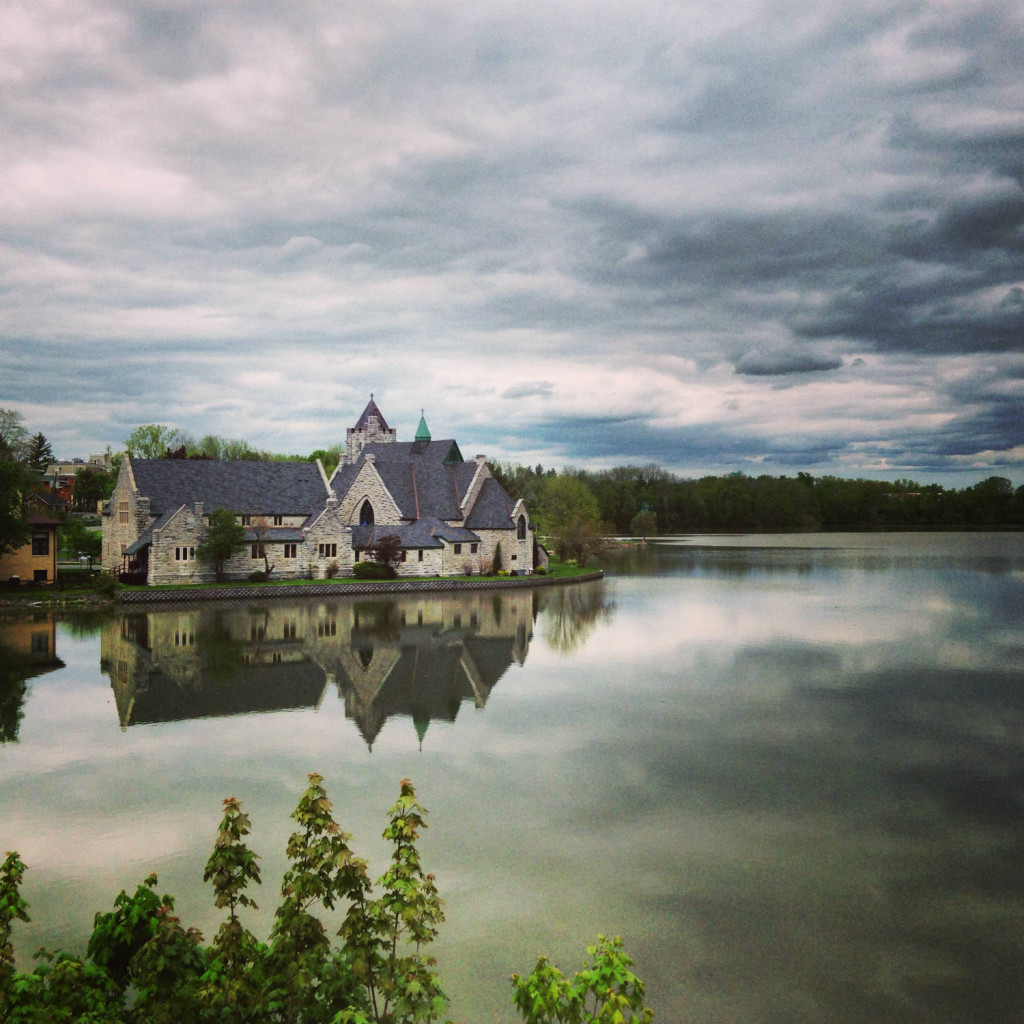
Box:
left=360, top=500, right=374, bottom=526
left=517, top=515, right=527, bottom=540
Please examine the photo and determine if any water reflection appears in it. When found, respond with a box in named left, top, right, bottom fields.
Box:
left=541, top=581, right=616, bottom=653
left=101, top=590, right=542, bottom=747
left=0, top=612, right=64, bottom=743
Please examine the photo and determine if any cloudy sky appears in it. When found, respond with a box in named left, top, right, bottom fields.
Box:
left=2, top=0, right=1021, bottom=484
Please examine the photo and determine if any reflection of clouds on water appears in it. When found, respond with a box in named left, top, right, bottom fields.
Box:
left=3, top=536, right=1023, bottom=1024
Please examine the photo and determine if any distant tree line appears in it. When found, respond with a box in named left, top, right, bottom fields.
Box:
left=495, top=463, right=1024, bottom=534
left=3, top=408, right=1021, bottom=569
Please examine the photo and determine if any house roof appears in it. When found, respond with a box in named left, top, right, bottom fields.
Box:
left=355, top=440, right=476, bottom=521
left=24, top=510, right=61, bottom=527
left=464, top=477, right=517, bottom=530
left=350, top=518, right=479, bottom=550
left=125, top=459, right=330, bottom=517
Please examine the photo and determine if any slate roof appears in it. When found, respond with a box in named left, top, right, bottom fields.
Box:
left=126, top=459, right=330, bottom=517
left=350, top=518, right=478, bottom=551
left=345, top=440, right=478, bottom=521
left=464, top=477, right=517, bottom=530
left=353, top=397, right=391, bottom=431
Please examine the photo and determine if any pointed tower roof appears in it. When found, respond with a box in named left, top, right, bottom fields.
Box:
left=415, top=410, right=431, bottom=442
left=354, top=395, right=391, bottom=432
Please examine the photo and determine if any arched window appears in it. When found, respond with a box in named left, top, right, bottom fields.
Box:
left=517, top=514, right=527, bottom=540
left=360, top=500, right=374, bottom=526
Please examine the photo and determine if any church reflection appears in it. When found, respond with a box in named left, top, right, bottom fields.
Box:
left=101, top=590, right=538, bottom=748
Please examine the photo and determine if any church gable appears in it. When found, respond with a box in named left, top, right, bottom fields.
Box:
left=337, top=457, right=403, bottom=526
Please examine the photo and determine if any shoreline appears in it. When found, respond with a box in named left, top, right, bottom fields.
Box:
left=118, top=569, right=605, bottom=603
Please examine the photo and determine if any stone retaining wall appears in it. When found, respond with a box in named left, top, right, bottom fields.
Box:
left=119, top=570, right=604, bottom=603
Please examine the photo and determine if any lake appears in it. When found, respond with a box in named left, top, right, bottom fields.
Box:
left=1, top=532, right=1022, bottom=1023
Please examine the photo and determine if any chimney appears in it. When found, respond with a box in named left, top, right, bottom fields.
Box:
left=476, top=454, right=486, bottom=464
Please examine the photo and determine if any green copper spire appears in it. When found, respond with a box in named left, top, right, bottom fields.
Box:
left=415, top=410, right=431, bottom=442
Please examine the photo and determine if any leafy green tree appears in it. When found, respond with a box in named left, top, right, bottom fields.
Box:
left=0, top=409, right=29, bottom=462
left=71, top=466, right=116, bottom=513
left=0, top=778, right=652, bottom=1024
left=59, top=516, right=102, bottom=567
left=629, top=508, right=657, bottom=541
left=197, top=508, right=246, bottom=581
left=512, top=934, right=653, bottom=1024
left=539, top=475, right=605, bottom=565
left=124, top=424, right=193, bottom=459
left=0, top=462, right=32, bottom=558
left=309, top=447, right=343, bottom=476
left=199, top=796, right=265, bottom=1021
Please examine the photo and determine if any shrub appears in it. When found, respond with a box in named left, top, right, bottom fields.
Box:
left=325, top=560, right=341, bottom=579
left=247, top=570, right=267, bottom=582
left=352, top=561, right=389, bottom=579
left=92, top=573, right=121, bottom=597
left=534, top=565, right=547, bottom=575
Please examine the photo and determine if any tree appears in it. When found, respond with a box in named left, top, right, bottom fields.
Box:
left=512, top=934, right=653, bottom=1024
left=0, top=459, right=31, bottom=558
left=250, top=518, right=276, bottom=579
left=539, top=474, right=606, bottom=565
left=309, top=446, right=343, bottom=475
left=197, top=508, right=245, bottom=581
left=25, top=433, right=55, bottom=474
left=0, top=779, right=651, bottom=1024
left=629, top=507, right=657, bottom=542
left=71, top=466, right=116, bottom=513
left=367, top=533, right=403, bottom=577
left=59, top=516, right=102, bottom=568
left=124, top=424, right=192, bottom=459
left=0, top=409, right=29, bottom=462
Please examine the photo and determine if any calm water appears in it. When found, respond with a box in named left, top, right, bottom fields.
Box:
left=1, top=532, right=1022, bottom=1024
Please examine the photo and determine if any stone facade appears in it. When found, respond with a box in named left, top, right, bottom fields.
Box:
left=101, top=399, right=537, bottom=585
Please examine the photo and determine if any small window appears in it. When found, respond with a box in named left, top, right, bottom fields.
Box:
left=359, top=500, right=374, bottom=526
left=32, top=532, right=49, bottom=556
left=318, top=543, right=337, bottom=558
left=284, top=543, right=297, bottom=558
left=418, top=549, right=424, bottom=562
left=453, top=543, right=462, bottom=554
left=273, top=515, right=283, bottom=526
left=470, top=543, right=478, bottom=554
left=118, top=500, right=129, bottom=524
left=241, top=515, right=251, bottom=526
left=517, top=515, right=527, bottom=540
left=251, top=544, right=266, bottom=559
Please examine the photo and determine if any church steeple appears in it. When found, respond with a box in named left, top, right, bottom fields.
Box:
left=415, top=410, right=431, bottom=442
left=345, top=393, right=397, bottom=463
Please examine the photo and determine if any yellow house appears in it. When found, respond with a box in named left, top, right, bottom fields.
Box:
left=0, top=510, right=59, bottom=583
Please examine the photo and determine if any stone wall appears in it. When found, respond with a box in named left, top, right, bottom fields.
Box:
left=120, top=570, right=604, bottom=602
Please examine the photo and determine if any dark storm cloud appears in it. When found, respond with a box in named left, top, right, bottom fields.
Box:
left=0, top=0, right=1020, bottom=481
left=735, top=349, right=845, bottom=377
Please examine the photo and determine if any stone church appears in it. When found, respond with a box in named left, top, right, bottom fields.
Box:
left=102, top=398, right=538, bottom=584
